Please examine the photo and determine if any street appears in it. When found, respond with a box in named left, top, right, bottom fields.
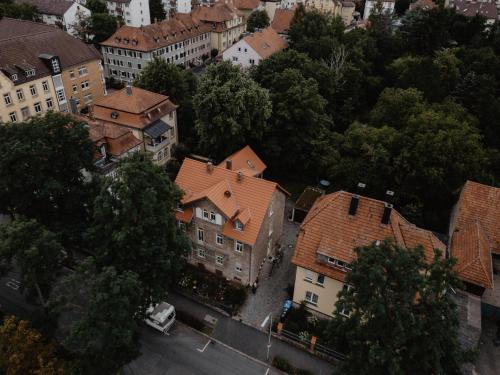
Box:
left=124, top=324, right=282, bottom=375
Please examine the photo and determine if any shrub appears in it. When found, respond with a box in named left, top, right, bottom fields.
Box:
left=224, top=285, right=247, bottom=308
left=272, top=356, right=294, bottom=373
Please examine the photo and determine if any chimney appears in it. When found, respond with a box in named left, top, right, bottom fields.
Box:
left=126, top=81, right=132, bottom=96
left=237, top=171, right=243, bottom=182
left=226, top=159, right=232, bottom=170
left=381, top=190, right=394, bottom=225
left=348, top=182, right=365, bottom=216
left=206, top=161, right=213, bottom=172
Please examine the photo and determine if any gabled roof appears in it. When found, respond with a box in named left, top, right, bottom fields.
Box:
left=191, top=1, right=244, bottom=23
left=175, top=158, right=287, bottom=245
left=233, top=0, right=261, bottom=10
left=292, top=191, right=446, bottom=282
left=16, top=0, right=75, bottom=16
left=271, top=8, right=295, bottom=34
left=449, top=180, right=500, bottom=289
left=94, top=87, right=169, bottom=114
left=218, top=145, right=266, bottom=177
left=85, top=117, right=142, bottom=157
left=241, top=27, right=287, bottom=59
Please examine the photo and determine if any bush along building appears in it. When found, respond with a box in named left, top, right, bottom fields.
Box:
left=175, top=146, right=288, bottom=285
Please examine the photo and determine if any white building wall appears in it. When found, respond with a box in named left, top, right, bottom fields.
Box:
left=177, top=0, right=192, bottom=13
left=363, top=0, right=395, bottom=19
left=64, top=2, right=91, bottom=36
left=223, top=39, right=261, bottom=69
left=107, top=0, right=151, bottom=26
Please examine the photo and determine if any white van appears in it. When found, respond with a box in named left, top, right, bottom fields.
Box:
left=145, top=302, right=176, bottom=334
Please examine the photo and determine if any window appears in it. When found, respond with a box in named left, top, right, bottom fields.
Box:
left=16, top=89, right=24, bottom=101
left=56, top=89, right=66, bottom=102
left=3, top=93, right=12, bottom=105
left=197, top=248, right=206, bottom=258
left=304, top=270, right=313, bottom=282
left=235, top=221, right=243, bottom=231
left=9, top=111, right=17, bottom=123
left=78, top=66, right=88, bottom=76
left=11, top=74, right=18, bottom=82
left=25, top=69, right=35, bottom=77
left=21, top=107, right=30, bottom=120
left=232, top=56, right=238, bottom=62
left=197, top=228, right=204, bottom=242
left=235, top=241, right=243, bottom=253
left=210, top=211, right=216, bottom=222
left=81, top=80, right=90, bottom=90
left=46, top=98, right=54, bottom=109
left=216, top=234, right=223, bottom=245
left=203, top=209, right=209, bottom=219
left=249, top=59, right=255, bottom=65
left=72, top=84, right=78, bottom=93
left=29, top=85, right=37, bottom=96
left=84, top=93, right=92, bottom=104
left=338, top=284, right=353, bottom=317
left=244, top=48, right=247, bottom=52
left=137, top=63, right=142, bottom=69
left=42, top=81, right=49, bottom=92
left=317, top=274, right=325, bottom=286
left=215, top=255, right=224, bottom=266
left=69, top=70, right=75, bottom=79
left=34, top=102, right=42, bottom=113
left=305, top=291, right=318, bottom=305
left=235, top=263, right=242, bottom=273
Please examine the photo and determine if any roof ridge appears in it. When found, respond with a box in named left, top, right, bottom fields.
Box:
left=301, top=191, right=342, bottom=228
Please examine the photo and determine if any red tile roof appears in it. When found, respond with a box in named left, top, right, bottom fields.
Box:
left=242, top=27, right=287, bottom=59
left=192, top=1, right=244, bottom=23
left=175, top=158, right=287, bottom=245
left=449, top=180, right=500, bottom=289
left=218, top=145, right=267, bottom=177
left=409, top=0, right=437, bottom=11
left=85, top=117, right=142, bottom=157
left=233, top=0, right=261, bottom=10
left=271, top=8, right=295, bottom=34
left=292, top=191, right=446, bottom=282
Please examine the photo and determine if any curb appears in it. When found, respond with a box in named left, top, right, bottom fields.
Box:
left=177, top=321, right=288, bottom=375
left=174, top=290, right=231, bottom=317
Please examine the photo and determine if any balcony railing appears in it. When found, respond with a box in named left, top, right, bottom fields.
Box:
left=145, top=137, right=169, bottom=153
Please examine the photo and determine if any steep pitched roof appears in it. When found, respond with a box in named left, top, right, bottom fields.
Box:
left=218, top=145, right=267, bottom=177
left=16, top=0, right=74, bottom=16
left=233, top=0, right=261, bottom=10
left=292, top=191, right=446, bottom=282
left=242, top=27, right=287, bottom=59
left=93, top=87, right=170, bottom=114
left=85, top=117, right=142, bottom=157
left=449, top=180, right=500, bottom=289
left=271, top=8, right=295, bottom=34
left=175, top=158, right=287, bottom=245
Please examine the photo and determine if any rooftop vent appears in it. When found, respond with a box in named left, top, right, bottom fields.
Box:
left=207, top=161, right=214, bottom=172
left=349, top=182, right=366, bottom=216
left=237, top=171, right=243, bottom=182
left=224, top=190, right=231, bottom=197
left=111, top=111, right=119, bottom=119
left=226, top=159, right=232, bottom=170
left=381, top=203, right=393, bottom=225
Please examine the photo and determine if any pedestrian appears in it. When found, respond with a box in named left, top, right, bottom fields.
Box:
left=252, top=281, right=257, bottom=294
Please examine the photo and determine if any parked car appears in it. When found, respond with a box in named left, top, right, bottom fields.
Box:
left=145, top=302, right=176, bottom=334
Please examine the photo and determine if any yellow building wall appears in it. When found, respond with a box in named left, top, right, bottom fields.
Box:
left=0, top=73, right=59, bottom=123
left=61, top=59, right=106, bottom=111
left=292, top=265, right=344, bottom=317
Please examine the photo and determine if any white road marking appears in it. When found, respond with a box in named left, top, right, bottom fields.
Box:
left=265, top=368, right=270, bottom=375
left=197, top=339, right=211, bottom=353
left=260, top=314, right=270, bottom=328
left=6, top=278, right=21, bottom=290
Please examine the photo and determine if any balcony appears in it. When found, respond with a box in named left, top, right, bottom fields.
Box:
left=145, top=137, right=169, bottom=153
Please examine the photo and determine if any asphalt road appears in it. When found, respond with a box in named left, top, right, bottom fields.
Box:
left=0, top=270, right=37, bottom=318
left=124, top=324, right=282, bottom=375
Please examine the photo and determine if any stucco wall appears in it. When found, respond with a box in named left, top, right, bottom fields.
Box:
left=62, top=59, right=106, bottom=111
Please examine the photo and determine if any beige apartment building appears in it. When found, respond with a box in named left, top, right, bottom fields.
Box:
left=91, top=85, right=178, bottom=166
left=291, top=190, right=446, bottom=317
left=175, top=147, right=288, bottom=284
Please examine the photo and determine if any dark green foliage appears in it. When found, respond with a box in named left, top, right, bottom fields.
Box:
left=327, top=240, right=471, bottom=374
left=0, top=0, right=39, bottom=21
left=246, top=9, right=270, bottom=32
left=149, top=0, right=166, bottom=22
left=272, top=356, right=315, bottom=375
left=85, top=0, right=107, bottom=14
left=75, top=12, right=120, bottom=44
left=176, top=309, right=205, bottom=331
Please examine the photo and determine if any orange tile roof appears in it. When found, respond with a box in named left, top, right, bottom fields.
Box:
left=175, top=158, right=287, bottom=245
left=449, top=180, right=500, bottom=289
left=192, top=2, right=244, bottom=24
left=218, top=145, right=267, bottom=177
left=292, top=191, right=446, bottom=283
left=241, top=27, right=287, bottom=59
left=176, top=207, right=193, bottom=223
left=271, top=8, right=295, bottom=34
left=233, top=0, right=260, bottom=10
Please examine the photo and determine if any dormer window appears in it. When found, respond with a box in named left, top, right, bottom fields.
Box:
left=203, top=209, right=209, bottom=219
left=235, top=221, right=243, bottom=231
left=51, top=58, right=60, bottom=74
left=210, top=211, right=216, bottom=222
left=327, top=257, right=351, bottom=271
left=11, top=74, right=18, bottom=82
left=25, top=69, right=35, bottom=77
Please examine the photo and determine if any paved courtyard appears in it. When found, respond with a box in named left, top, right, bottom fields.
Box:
left=237, top=199, right=300, bottom=329
left=475, top=317, right=500, bottom=375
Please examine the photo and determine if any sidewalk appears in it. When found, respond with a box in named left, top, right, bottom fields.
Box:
left=169, top=291, right=336, bottom=375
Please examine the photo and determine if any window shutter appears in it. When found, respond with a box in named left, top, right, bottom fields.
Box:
left=215, top=214, right=222, bottom=225
left=195, top=207, right=202, bottom=218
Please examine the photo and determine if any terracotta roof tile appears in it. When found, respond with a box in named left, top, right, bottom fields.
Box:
left=175, top=158, right=287, bottom=245
left=292, top=191, right=445, bottom=282
left=271, top=8, right=295, bottom=34
left=409, top=0, right=437, bottom=11
left=242, top=27, right=287, bottom=59
left=192, top=1, right=244, bottom=23
left=176, top=207, right=193, bottom=223
left=233, top=0, right=260, bottom=10
left=218, top=145, right=267, bottom=177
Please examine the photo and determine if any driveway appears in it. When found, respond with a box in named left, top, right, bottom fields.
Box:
left=475, top=317, right=500, bottom=375
left=124, top=324, right=281, bottom=375
left=237, top=199, right=300, bottom=329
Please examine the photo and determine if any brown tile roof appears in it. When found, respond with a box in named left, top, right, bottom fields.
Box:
left=191, top=1, right=244, bottom=24
left=176, top=207, right=194, bottom=223
left=242, top=27, right=287, bottom=59
left=94, top=87, right=170, bottom=114
left=101, top=14, right=211, bottom=52
left=454, top=0, right=497, bottom=20
left=175, top=158, right=287, bottom=245
left=449, top=180, right=500, bottom=289
left=271, top=8, right=295, bottom=34
left=409, top=0, right=437, bottom=11
left=218, top=145, right=267, bottom=177
left=292, top=191, right=446, bottom=283
left=0, top=18, right=101, bottom=85
left=233, top=0, right=260, bottom=10
left=16, top=0, right=74, bottom=16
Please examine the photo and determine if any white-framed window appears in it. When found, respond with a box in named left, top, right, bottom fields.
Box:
left=305, top=291, right=318, bottom=305
left=216, top=234, right=223, bottom=245
left=235, top=221, right=243, bottom=231
left=3, top=93, right=12, bottom=105
left=34, top=102, right=42, bottom=113
left=69, top=70, right=75, bottom=79
left=42, top=81, right=49, bottom=92
left=304, top=270, right=313, bottom=282
left=16, top=89, right=24, bottom=101
left=249, top=58, right=255, bottom=65
left=9, top=111, right=17, bottom=123
left=78, top=66, right=88, bottom=76
left=197, top=228, right=204, bottom=242
left=20, top=106, right=30, bottom=120
left=56, top=89, right=66, bottom=103
left=81, top=80, right=90, bottom=90
left=46, top=97, right=54, bottom=109
left=72, top=84, right=78, bottom=93
left=84, top=93, right=92, bottom=104
left=203, top=209, right=209, bottom=219
left=317, top=274, right=325, bottom=286
left=235, top=263, right=242, bottom=273
left=232, top=56, right=238, bottom=62
left=25, top=69, right=35, bottom=77
left=197, top=248, right=206, bottom=258
left=210, top=211, right=216, bottom=222
left=338, top=284, right=353, bottom=317
left=215, top=255, right=224, bottom=266
left=235, top=240, right=243, bottom=253
left=29, top=85, right=37, bottom=96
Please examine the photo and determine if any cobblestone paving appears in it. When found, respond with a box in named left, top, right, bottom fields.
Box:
left=237, top=199, right=300, bottom=329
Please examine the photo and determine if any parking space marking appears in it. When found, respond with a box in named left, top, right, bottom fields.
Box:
left=265, top=368, right=270, bottom=375
left=6, top=278, right=21, bottom=290
left=197, top=339, right=211, bottom=353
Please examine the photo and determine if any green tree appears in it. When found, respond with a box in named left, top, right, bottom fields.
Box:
left=135, top=58, right=198, bottom=148
left=193, top=61, right=271, bottom=160
left=0, top=219, right=63, bottom=307
left=246, top=9, right=270, bottom=32
left=0, top=112, right=95, bottom=248
left=53, top=259, right=142, bottom=375
left=85, top=0, right=107, bottom=14
left=0, top=316, right=66, bottom=375
left=149, top=0, right=166, bottom=22
left=0, top=0, right=39, bottom=21
left=87, top=153, right=188, bottom=310
left=76, top=13, right=119, bottom=44
left=328, top=240, right=471, bottom=375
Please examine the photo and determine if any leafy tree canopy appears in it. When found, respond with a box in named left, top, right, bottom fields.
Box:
left=0, top=0, right=39, bottom=21
left=149, top=0, right=166, bottom=22
left=85, top=0, right=107, bottom=14
left=246, top=9, right=270, bottom=32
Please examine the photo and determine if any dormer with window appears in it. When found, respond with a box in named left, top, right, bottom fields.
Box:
left=25, top=69, right=35, bottom=77
left=234, top=220, right=243, bottom=231
left=11, top=74, right=18, bottom=82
